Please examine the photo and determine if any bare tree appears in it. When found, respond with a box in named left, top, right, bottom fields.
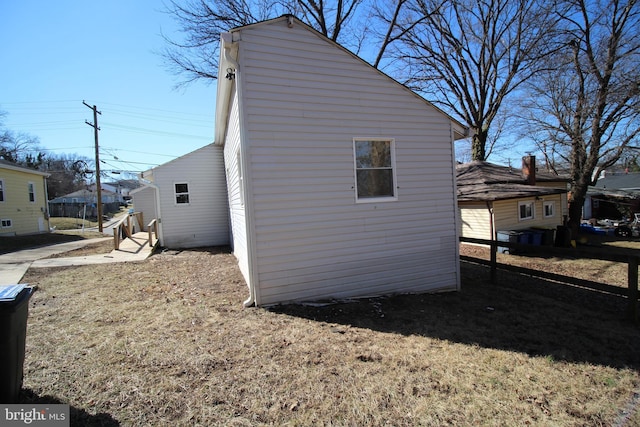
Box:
left=42, top=155, right=92, bottom=199
left=0, top=130, right=42, bottom=164
left=161, top=0, right=407, bottom=86
left=522, top=0, right=640, bottom=232
left=160, top=0, right=281, bottom=86
left=397, top=0, right=558, bottom=161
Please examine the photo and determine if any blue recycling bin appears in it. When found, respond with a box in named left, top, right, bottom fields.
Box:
left=0, top=285, right=35, bottom=403
left=528, top=229, right=544, bottom=246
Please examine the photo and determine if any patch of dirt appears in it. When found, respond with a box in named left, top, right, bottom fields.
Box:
left=45, top=239, right=115, bottom=258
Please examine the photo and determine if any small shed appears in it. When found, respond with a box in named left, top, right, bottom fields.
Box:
left=215, top=15, right=468, bottom=306
left=135, top=144, right=229, bottom=249
left=457, top=156, right=569, bottom=244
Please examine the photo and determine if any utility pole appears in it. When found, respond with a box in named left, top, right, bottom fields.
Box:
left=83, top=100, right=103, bottom=232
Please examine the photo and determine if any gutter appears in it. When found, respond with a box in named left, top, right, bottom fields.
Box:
left=214, top=32, right=239, bottom=146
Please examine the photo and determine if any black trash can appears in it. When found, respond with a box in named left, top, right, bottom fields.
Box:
left=0, top=285, right=35, bottom=403
left=497, top=230, right=523, bottom=254
left=555, top=225, right=571, bottom=247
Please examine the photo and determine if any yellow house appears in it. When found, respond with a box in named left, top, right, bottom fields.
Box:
left=0, top=159, right=51, bottom=236
left=457, top=156, right=569, bottom=247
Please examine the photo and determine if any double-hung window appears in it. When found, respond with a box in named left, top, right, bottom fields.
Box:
left=353, top=138, right=397, bottom=202
left=543, top=201, right=555, bottom=218
left=518, top=200, right=534, bottom=221
left=28, top=182, right=35, bottom=202
left=175, top=183, right=190, bottom=205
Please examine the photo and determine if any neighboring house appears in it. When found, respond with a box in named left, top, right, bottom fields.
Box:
left=135, top=143, right=229, bottom=249
left=456, top=156, right=569, bottom=245
left=0, top=159, right=50, bottom=236
left=214, top=15, right=468, bottom=306
left=101, top=180, right=141, bottom=203
left=584, top=171, right=640, bottom=220
left=48, top=188, right=120, bottom=218
left=49, top=188, right=119, bottom=204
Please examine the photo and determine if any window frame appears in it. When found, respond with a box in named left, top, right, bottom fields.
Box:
left=0, top=179, right=4, bottom=202
left=174, top=182, right=190, bottom=205
left=353, top=138, right=398, bottom=203
left=543, top=201, right=555, bottom=218
left=1, top=219, right=12, bottom=228
left=518, top=200, right=535, bottom=221
left=28, top=182, right=35, bottom=203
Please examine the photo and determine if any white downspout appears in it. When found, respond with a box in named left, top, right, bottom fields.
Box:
left=220, top=32, right=257, bottom=307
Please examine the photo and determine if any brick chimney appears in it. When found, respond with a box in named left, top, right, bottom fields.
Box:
left=522, top=155, right=536, bottom=185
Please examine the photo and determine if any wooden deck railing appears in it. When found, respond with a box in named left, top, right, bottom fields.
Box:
left=147, top=218, right=158, bottom=247
left=112, top=212, right=146, bottom=250
left=460, top=236, right=639, bottom=322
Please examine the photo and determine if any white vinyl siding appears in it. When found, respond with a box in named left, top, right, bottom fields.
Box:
left=130, top=186, right=157, bottom=231
left=223, top=84, right=251, bottom=283
left=152, top=144, right=229, bottom=249
left=236, top=20, right=460, bottom=304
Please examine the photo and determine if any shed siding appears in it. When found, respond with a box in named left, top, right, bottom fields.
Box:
left=131, top=186, right=157, bottom=231
left=238, top=21, right=460, bottom=304
left=458, top=203, right=492, bottom=240
left=0, top=168, right=49, bottom=236
left=223, top=85, right=251, bottom=283
left=153, top=144, right=229, bottom=249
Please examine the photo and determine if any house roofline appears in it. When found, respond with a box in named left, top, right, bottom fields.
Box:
left=213, top=15, right=470, bottom=145
left=0, top=160, right=50, bottom=177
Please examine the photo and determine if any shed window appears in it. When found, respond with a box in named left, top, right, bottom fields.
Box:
left=543, top=201, right=555, bottom=218
left=518, top=201, right=534, bottom=221
left=1, top=219, right=12, bottom=228
left=0, top=179, right=4, bottom=202
left=175, top=183, right=190, bottom=204
left=354, top=139, right=396, bottom=201
left=28, top=182, right=35, bottom=202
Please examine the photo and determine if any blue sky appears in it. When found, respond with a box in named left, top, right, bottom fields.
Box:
left=0, top=1, right=216, bottom=179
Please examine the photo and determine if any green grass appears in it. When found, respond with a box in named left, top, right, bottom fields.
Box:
left=50, top=216, right=99, bottom=230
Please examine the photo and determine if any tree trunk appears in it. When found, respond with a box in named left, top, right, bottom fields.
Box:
left=471, top=128, right=488, bottom=161
left=567, top=185, right=587, bottom=238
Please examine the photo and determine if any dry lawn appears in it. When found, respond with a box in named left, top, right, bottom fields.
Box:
left=19, top=246, right=640, bottom=426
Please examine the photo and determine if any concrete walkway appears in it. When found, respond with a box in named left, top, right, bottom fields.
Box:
left=0, top=233, right=157, bottom=285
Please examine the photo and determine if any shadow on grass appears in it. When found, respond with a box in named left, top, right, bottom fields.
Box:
left=20, top=389, right=120, bottom=426
left=0, top=234, right=87, bottom=255
left=270, top=261, right=640, bottom=370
